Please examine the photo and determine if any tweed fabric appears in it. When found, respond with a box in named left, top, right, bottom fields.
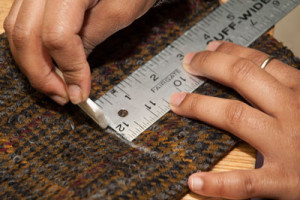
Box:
left=1, top=0, right=299, bottom=199
left=154, top=0, right=178, bottom=6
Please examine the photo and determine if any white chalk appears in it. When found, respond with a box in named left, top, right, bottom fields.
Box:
left=78, top=98, right=108, bottom=129
left=55, top=68, right=108, bottom=129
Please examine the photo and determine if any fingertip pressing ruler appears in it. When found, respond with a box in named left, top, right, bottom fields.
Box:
left=94, top=0, right=299, bottom=141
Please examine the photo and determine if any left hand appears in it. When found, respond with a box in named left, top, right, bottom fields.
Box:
left=4, top=0, right=156, bottom=105
left=170, top=41, right=300, bottom=199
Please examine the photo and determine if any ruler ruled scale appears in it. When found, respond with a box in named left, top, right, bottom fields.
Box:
left=95, top=0, right=300, bottom=141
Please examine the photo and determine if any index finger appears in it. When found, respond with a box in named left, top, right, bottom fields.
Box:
left=207, top=41, right=300, bottom=88
left=182, top=50, right=293, bottom=116
left=42, top=0, right=98, bottom=104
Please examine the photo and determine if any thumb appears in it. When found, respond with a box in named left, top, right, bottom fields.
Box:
left=188, top=169, right=276, bottom=199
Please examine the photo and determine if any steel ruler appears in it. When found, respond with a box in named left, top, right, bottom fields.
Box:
left=95, top=0, right=300, bottom=141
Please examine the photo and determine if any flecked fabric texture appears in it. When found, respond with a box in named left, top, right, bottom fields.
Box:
left=1, top=0, right=299, bottom=199
left=154, top=0, right=178, bottom=6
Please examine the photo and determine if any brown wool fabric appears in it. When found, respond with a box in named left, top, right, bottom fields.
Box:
left=154, top=0, right=178, bottom=6
left=0, top=0, right=299, bottom=199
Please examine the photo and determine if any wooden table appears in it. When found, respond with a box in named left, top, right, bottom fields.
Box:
left=0, top=1, right=256, bottom=199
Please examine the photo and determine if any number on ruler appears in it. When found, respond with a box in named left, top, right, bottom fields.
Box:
left=125, top=95, right=131, bottom=100
left=174, top=77, right=186, bottom=87
left=176, top=54, right=184, bottom=61
left=150, top=74, right=159, bottom=82
left=116, top=122, right=129, bottom=132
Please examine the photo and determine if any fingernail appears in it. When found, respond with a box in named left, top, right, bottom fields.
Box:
left=50, top=95, right=68, bottom=105
left=190, top=176, right=204, bottom=191
left=183, top=52, right=197, bottom=65
left=170, top=92, right=187, bottom=107
left=206, top=40, right=223, bottom=51
left=68, top=85, right=82, bottom=104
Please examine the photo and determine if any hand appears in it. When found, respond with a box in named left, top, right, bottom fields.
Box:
left=4, top=0, right=156, bottom=105
left=170, top=41, right=300, bottom=199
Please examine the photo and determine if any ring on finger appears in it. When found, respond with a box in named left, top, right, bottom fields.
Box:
left=260, top=56, right=275, bottom=70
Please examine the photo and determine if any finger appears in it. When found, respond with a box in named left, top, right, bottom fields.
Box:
left=10, top=0, right=69, bottom=105
left=3, top=0, right=23, bottom=51
left=188, top=169, right=279, bottom=199
left=170, top=93, right=278, bottom=153
left=42, top=0, right=98, bottom=104
left=3, top=0, right=23, bottom=36
left=207, top=41, right=300, bottom=88
left=80, top=0, right=156, bottom=55
left=182, top=50, right=293, bottom=116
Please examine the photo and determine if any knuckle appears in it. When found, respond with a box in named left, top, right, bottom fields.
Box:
left=192, top=51, right=211, bottom=67
left=25, top=69, right=53, bottom=94
left=231, top=58, right=254, bottom=82
left=277, top=167, right=300, bottom=198
left=215, top=176, right=226, bottom=196
left=82, top=36, right=97, bottom=55
left=225, top=101, right=246, bottom=127
left=42, top=28, right=69, bottom=50
left=61, top=65, right=86, bottom=82
left=187, top=95, right=202, bottom=116
left=217, top=42, right=235, bottom=54
left=11, top=24, right=31, bottom=48
left=29, top=76, right=49, bottom=94
left=242, top=175, right=256, bottom=196
left=3, top=16, right=14, bottom=34
left=28, top=70, right=57, bottom=95
left=106, top=6, right=135, bottom=27
left=248, top=52, right=268, bottom=66
left=63, top=65, right=85, bottom=75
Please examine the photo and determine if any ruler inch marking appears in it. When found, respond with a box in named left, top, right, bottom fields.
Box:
left=134, top=121, right=145, bottom=130
left=131, top=76, right=142, bottom=84
left=146, top=108, right=159, bottom=118
left=116, top=86, right=129, bottom=96
left=96, top=0, right=300, bottom=142
left=102, top=96, right=113, bottom=106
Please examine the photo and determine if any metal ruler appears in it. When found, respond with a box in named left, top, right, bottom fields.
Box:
left=95, top=0, right=300, bottom=141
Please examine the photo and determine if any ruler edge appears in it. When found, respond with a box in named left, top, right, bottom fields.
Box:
left=95, top=0, right=300, bottom=141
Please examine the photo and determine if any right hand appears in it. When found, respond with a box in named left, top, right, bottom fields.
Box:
left=4, top=0, right=156, bottom=105
left=170, top=41, right=300, bottom=199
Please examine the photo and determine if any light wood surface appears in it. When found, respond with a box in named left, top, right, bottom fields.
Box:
left=0, top=0, right=12, bottom=33
left=0, top=0, right=256, bottom=199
